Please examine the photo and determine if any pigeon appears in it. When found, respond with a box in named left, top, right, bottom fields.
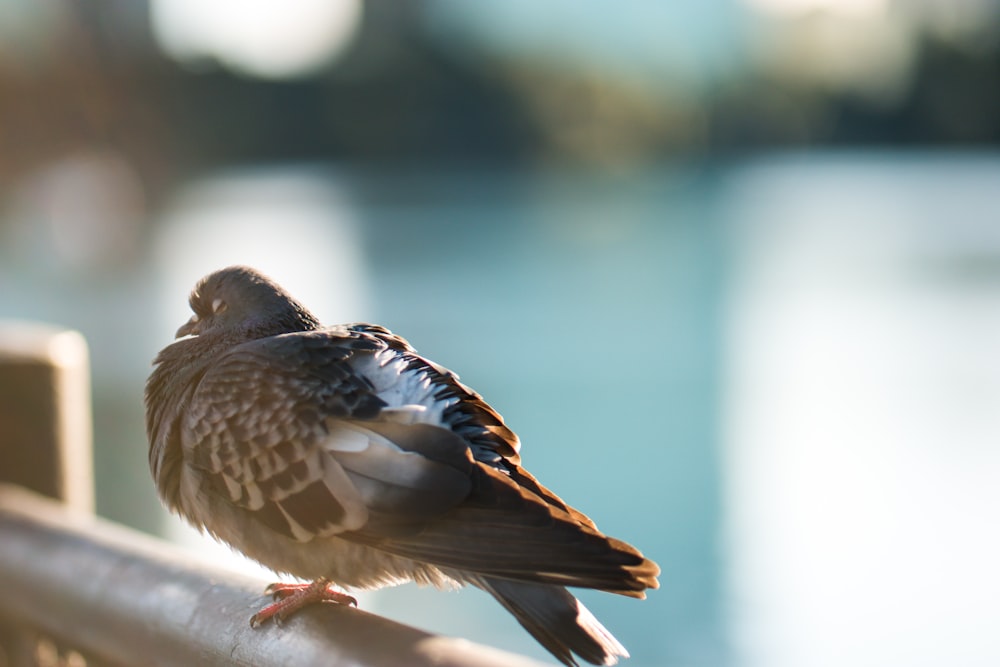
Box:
left=145, top=265, right=659, bottom=666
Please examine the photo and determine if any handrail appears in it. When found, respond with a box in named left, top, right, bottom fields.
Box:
left=0, top=484, right=548, bottom=667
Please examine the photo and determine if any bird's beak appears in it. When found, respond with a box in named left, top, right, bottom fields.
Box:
left=176, top=315, right=200, bottom=338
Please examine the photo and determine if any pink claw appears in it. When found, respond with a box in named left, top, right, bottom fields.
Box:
left=250, top=578, right=357, bottom=627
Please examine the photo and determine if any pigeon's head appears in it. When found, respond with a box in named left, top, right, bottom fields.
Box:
left=176, top=266, right=321, bottom=340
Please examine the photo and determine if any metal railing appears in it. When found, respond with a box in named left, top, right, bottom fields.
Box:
left=0, top=323, right=547, bottom=667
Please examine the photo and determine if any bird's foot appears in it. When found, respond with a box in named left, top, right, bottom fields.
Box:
left=250, top=578, right=357, bottom=628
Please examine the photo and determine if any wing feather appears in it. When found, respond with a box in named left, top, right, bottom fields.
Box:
left=346, top=462, right=660, bottom=596
left=178, top=324, right=658, bottom=598
left=330, top=422, right=473, bottom=519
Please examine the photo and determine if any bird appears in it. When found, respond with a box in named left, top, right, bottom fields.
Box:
left=145, top=265, right=659, bottom=666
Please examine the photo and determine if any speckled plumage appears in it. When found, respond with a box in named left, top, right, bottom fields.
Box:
left=145, top=265, right=659, bottom=666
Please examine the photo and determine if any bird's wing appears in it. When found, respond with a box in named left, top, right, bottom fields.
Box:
left=343, top=323, right=523, bottom=466
left=337, top=328, right=657, bottom=595
left=181, top=329, right=475, bottom=542
left=184, top=327, right=658, bottom=595
left=343, top=324, right=605, bottom=533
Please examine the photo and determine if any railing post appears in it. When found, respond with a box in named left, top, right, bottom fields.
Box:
left=0, top=321, right=94, bottom=512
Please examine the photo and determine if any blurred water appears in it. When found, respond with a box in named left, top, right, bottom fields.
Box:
left=2, top=152, right=998, bottom=666
left=721, top=154, right=1000, bottom=667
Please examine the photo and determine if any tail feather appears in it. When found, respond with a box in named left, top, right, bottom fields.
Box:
left=475, top=576, right=629, bottom=666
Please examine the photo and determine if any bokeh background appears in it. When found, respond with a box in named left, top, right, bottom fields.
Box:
left=2, top=1, right=999, bottom=666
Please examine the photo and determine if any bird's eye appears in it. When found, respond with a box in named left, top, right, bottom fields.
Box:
left=212, top=298, right=228, bottom=314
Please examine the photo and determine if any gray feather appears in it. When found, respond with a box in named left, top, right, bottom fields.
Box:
left=474, top=577, right=629, bottom=667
